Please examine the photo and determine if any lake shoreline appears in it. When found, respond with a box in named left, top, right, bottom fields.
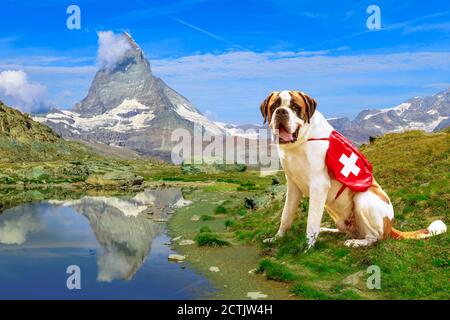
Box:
left=167, top=187, right=296, bottom=300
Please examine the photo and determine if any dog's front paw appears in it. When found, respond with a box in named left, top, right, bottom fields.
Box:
left=305, top=233, right=317, bottom=251
left=304, top=241, right=315, bottom=252
left=344, top=239, right=360, bottom=248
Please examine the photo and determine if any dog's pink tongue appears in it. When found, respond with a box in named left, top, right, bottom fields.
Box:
left=279, top=125, right=293, bottom=142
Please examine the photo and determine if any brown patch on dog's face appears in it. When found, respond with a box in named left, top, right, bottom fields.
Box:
left=260, top=92, right=280, bottom=125
left=288, top=91, right=317, bottom=124
left=260, top=91, right=317, bottom=125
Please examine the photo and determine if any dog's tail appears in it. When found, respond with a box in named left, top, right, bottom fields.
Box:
left=390, top=220, right=447, bottom=240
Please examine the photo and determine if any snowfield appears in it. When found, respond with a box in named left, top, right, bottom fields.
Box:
left=35, top=99, right=156, bottom=134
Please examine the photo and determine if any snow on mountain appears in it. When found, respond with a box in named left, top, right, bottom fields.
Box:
left=363, top=102, right=412, bottom=120
left=174, top=103, right=224, bottom=135
left=35, top=99, right=156, bottom=135
left=213, top=122, right=267, bottom=139
left=328, top=88, right=450, bottom=144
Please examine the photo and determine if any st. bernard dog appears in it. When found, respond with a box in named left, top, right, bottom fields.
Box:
left=260, top=90, right=447, bottom=249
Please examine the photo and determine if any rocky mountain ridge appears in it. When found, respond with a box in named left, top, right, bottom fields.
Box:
left=328, top=88, right=450, bottom=144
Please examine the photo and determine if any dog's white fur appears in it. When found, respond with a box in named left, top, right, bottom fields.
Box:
left=264, top=91, right=446, bottom=249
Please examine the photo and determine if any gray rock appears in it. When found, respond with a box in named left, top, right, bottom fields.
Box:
left=342, top=270, right=366, bottom=286
left=168, top=254, right=186, bottom=262
left=246, top=292, right=268, bottom=300
left=179, top=239, right=195, bottom=246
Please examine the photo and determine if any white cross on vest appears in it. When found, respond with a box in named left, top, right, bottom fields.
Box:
left=339, top=152, right=361, bottom=178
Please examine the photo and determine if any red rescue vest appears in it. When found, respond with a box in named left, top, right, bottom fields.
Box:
left=308, top=130, right=373, bottom=200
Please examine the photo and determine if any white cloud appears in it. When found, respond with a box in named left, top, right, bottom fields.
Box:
left=0, top=64, right=96, bottom=75
left=97, top=31, right=132, bottom=69
left=152, top=50, right=450, bottom=80
left=402, top=22, right=450, bottom=34
left=0, top=212, right=42, bottom=245
left=151, top=50, right=450, bottom=122
left=0, top=70, right=47, bottom=112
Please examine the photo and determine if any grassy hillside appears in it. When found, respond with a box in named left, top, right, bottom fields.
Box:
left=0, top=101, right=95, bottom=162
left=0, top=102, right=150, bottom=202
left=202, top=129, right=449, bottom=299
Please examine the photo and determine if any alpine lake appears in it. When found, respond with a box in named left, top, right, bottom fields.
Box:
left=0, top=183, right=293, bottom=300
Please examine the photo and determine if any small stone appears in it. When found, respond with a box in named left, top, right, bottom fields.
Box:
left=172, top=236, right=182, bottom=242
left=168, top=254, right=186, bottom=262
left=248, top=268, right=257, bottom=274
left=191, top=215, right=200, bottom=221
left=179, top=239, right=195, bottom=246
left=246, top=292, right=268, bottom=300
left=342, top=270, right=365, bottom=286
left=209, top=266, right=220, bottom=272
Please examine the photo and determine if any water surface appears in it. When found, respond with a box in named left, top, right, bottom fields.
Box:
left=0, top=189, right=214, bottom=299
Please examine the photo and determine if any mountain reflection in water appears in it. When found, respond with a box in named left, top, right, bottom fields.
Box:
left=0, top=189, right=212, bottom=299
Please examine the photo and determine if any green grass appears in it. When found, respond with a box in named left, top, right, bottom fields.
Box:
left=257, top=259, right=297, bottom=282
left=290, top=283, right=331, bottom=300
left=199, top=226, right=213, bottom=233
left=214, top=205, right=228, bottom=214
left=195, top=232, right=230, bottom=247
left=225, top=219, right=236, bottom=228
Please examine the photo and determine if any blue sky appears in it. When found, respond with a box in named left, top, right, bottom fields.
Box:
left=1, top=0, right=450, bottom=123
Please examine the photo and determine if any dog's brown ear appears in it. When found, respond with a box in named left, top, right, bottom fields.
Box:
left=298, top=92, right=317, bottom=123
left=260, top=92, right=274, bottom=124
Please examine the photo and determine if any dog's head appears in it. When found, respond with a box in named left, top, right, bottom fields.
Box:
left=260, top=90, right=317, bottom=144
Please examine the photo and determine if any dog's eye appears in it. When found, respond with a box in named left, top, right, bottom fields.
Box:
left=270, top=101, right=280, bottom=112
left=290, top=103, right=302, bottom=114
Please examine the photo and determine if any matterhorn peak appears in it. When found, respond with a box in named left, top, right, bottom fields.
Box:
left=123, top=32, right=141, bottom=51
left=35, top=31, right=225, bottom=159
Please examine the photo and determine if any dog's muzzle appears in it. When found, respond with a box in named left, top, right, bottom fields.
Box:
left=273, top=110, right=299, bottom=144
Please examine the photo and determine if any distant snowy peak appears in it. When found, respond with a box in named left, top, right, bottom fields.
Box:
left=363, top=102, right=412, bottom=120
left=214, top=122, right=268, bottom=139
left=329, top=87, right=450, bottom=144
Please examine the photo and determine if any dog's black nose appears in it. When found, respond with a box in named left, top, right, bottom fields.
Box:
left=276, top=108, right=288, bottom=115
